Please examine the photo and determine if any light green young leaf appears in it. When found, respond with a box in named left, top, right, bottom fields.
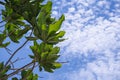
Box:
left=50, top=47, right=60, bottom=54
left=48, top=15, right=65, bottom=35
left=53, top=62, right=62, bottom=69
left=56, top=31, right=65, bottom=38
left=41, top=1, right=52, bottom=13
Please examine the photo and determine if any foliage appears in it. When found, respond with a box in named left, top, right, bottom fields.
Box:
left=0, top=0, right=65, bottom=79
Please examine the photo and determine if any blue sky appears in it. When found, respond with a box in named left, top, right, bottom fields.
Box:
left=0, top=0, right=120, bottom=80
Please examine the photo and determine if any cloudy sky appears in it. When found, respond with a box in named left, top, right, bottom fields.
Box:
left=0, top=0, right=120, bottom=80
left=46, top=0, right=120, bottom=80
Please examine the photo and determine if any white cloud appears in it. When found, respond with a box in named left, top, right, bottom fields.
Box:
left=68, top=7, right=75, bottom=12
left=51, top=0, right=120, bottom=80
left=52, top=11, right=58, bottom=15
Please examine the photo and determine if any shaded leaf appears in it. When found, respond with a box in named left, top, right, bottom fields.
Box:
left=26, top=37, right=38, bottom=41
left=12, top=77, right=18, bottom=80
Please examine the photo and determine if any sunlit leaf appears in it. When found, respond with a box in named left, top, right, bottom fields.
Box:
left=53, top=62, right=62, bottom=69
left=48, top=15, right=65, bottom=35
left=56, top=31, right=65, bottom=38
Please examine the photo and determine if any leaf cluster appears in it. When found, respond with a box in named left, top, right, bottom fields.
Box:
left=0, top=0, right=65, bottom=79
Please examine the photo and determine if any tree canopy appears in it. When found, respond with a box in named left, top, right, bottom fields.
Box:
left=0, top=0, right=65, bottom=80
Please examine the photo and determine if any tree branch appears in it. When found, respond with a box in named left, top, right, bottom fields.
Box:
left=5, top=40, right=29, bottom=67
left=5, top=47, right=12, bottom=55
left=23, top=61, right=36, bottom=80
left=1, top=61, right=34, bottom=80
left=5, top=31, right=33, bottom=67
left=8, top=61, right=34, bottom=77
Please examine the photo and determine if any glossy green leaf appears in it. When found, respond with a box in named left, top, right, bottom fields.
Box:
left=53, top=62, right=62, bottom=69
left=56, top=31, right=65, bottom=38
left=48, top=15, right=65, bottom=35
left=41, top=1, right=52, bottom=14
left=47, top=54, right=60, bottom=62
left=41, top=52, right=49, bottom=61
left=51, top=47, right=60, bottom=54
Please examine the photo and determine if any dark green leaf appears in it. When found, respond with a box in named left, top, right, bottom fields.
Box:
left=12, top=77, right=18, bottom=80
left=26, top=37, right=38, bottom=41
left=29, top=55, right=34, bottom=59
left=39, top=65, right=42, bottom=71
left=0, top=42, right=10, bottom=48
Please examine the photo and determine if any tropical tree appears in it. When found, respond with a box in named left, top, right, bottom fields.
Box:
left=0, top=0, right=65, bottom=79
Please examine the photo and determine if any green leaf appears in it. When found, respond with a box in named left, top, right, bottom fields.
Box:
left=56, top=31, right=65, bottom=38
left=47, top=54, right=60, bottom=62
left=41, top=24, right=47, bottom=31
left=37, top=12, right=45, bottom=27
left=12, top=77, right=18, bottom=80
left=51, top=47, right=60, bottom=54
left=41, top=1, right=52, bottom=14
left=0, top=62, right=4, bottom=70
left=21, top=70, right=27, bottom=78
left=43, top=63, right=54, bottom=73
left=48, top=15, right=65, bottom=35
left=0, top=42, right=10, bottom=48
left=27, top=73, right=33, bottom=79
left=37, top=1, right=52, bottom=29
left=17, top=26, right=30, bottom=38
left=39, top=65, right=42, bottom=71
left=33, top=74, right=38, bottom=80
left=53, top=62, right=62, bottom=69
left=5, top=23, right=19, bottom=43
left=26, top=37, right=38, bottom=41
left=41, top=52, right=49, bottom=61
left=47, top=38, right=65, bottom=44
left=29, top=55, right=34, bottom=59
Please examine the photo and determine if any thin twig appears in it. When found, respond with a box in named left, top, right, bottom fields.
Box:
left=1, top=61, right=34, bottom=80
left=5, top=47, right=12, bottom=55
left=12, top=57, right=26, bottom=64
left=10, top=61, right=14, bottom=69
left=10, top=68, right=19, bottom=70
left=5, top=31, right=33, bottom=67
left=59, top=61, right=69, bottom=64
left=23, top=61, right=36, bottom=80
left=5, top=40, right=29, bottom=67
